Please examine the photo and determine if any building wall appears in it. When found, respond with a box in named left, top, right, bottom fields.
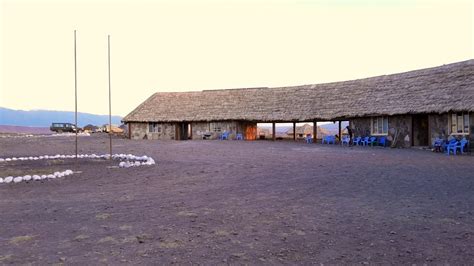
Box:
left=191, top=121, right=257, bottom=140
left=128, top=122, right=176, bottom=140
left=191, top=121, right=240, bottom=140
left=129, top=121, right=256, bottom=140
left=351, top=115, right=412, bottom=148
left=351, top=113, right=472, bottom=150
left=431, top=112, right=472, bottom=152
left=428, top=113, right=449, bottom=146
left=470, top=113, right=474, bottom=152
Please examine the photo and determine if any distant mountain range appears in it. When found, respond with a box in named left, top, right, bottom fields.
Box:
left=0, top=107, right=122, bottom=127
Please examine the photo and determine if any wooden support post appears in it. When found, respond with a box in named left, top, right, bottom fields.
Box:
left=313, top=121, right=317, bottom=143
left=338, top=121, right=342, bottom=145
left=293, top=122, right=296, bottom=141
left=189, top=123, right=192, bottom=140
left=272, top=122, right=276, bottom=141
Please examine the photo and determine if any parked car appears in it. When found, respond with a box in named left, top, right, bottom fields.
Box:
left=50, top=123, right=79, bottom=133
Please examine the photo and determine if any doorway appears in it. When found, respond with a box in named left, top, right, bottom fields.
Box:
left=412, top=115, right=429, bottom=146
left=175, top=122, right=189, bottom=140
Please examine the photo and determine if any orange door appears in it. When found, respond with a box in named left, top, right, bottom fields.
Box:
left=244, top=123, right=257, bottom=140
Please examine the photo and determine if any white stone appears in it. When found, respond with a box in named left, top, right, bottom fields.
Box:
left=6, top=158, right=11, bottom=162
left=0, top=158, right=4, bottom=162
left=33, top=175, right=41, bottom=180
left=41, top=175, right=47, bottom=179
left=13, top=176, right=23, bottom=183
left=12, top=157, right=17, bottom=161
left=0, top=178, right=3, bottom=183
left=4, top=176, right=13, bottom=183
left=48, top=174, right=55, bottom=179
left=23, top=175, right=32, bottom=181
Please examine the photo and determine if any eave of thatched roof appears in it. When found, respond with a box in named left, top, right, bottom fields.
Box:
left=123, top=59, right=474, bottom=123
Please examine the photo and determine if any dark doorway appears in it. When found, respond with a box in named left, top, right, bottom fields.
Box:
left=175, top=122, right=189, bottom=140
left=412, top=115, right=429, bottom=146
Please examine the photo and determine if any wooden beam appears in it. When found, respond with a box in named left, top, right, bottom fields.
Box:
left=189, top=123, right=192, bottom=140
left=272, top=122, right=276, bottom=141
left=338, top=121, right=342, bottom=145
left=175, top=123, right=179, bottom=140
left=293, top=122, right=296, bottom=141
left=313, top=121, right=317, bottom=143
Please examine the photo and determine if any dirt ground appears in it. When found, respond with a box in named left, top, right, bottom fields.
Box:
left=1, top=134, right=473, bottom=264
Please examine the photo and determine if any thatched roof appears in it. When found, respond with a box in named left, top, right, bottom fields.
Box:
left=124, top=60, right=474, bottom=123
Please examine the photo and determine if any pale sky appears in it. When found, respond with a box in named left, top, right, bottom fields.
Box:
left=1, top=0, right=473, bottom=117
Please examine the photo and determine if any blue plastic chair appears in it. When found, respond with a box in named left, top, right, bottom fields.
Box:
left=361, top=136, right=369, bottom=146
left=322, top=136, right=328, bottom=144
left=236, top=133, right=243, bottom=140
left=459, top=139, right=469, bottom=154
left=451, top=138, right=469, bottom=155
left=353, top=137, right=361, bottom=146
left=368, top=136, right=377, bottom=146
left=220, top=132, right=229, bottom=140
left=341, top=136, right=350, bottom=146
left=378, top=136, right=387, bottom=147
left=445, top=139, right=459, bottom=155
left=322, top=136, right=335, bottom=144
left=433, top=138, right=444, bottom=152
left=328, top=136, right=336, bottom=144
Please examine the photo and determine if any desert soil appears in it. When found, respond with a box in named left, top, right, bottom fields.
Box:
left=0, top=134, right=473, bottom=264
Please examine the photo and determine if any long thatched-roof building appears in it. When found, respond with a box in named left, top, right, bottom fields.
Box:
left=123, top=60, right=474, bottom=149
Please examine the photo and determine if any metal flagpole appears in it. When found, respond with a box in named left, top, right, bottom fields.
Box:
left=108, top=35, right=112, bottom=158
left=74, top=30, right=78, bottom=159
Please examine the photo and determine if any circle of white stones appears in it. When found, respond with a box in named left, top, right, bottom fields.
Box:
left=0, top=153, right=155, bottom=185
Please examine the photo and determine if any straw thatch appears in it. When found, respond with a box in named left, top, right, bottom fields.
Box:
left=124, top=60, right=474, bottom=123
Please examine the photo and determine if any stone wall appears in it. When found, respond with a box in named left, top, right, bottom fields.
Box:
left=350, top=115, right=412, bottom=148
left=470, top=113, right=474, bottom=153
left=428, top=113, right=449, bottom=146
left=129, top=122, right=147, bottom=140
left=129, top=121, right=256, bottom=141
left=429, top=113, right=473, bottom=151
left=191, top=121, right=243, bottom=140
left=350, top=118, right=371, bottom=137
left=129, top=122, right=176, bottom=140
left=389, top=115, right=412, bottom=148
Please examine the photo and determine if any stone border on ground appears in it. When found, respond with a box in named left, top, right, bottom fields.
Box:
left=0, top=153, right=155, bottom=185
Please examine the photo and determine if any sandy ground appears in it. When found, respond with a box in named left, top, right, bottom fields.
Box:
left=0, top=134, right=473, bottom=264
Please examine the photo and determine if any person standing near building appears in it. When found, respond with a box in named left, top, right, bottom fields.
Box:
left=346, top=125, right=353, bottom=145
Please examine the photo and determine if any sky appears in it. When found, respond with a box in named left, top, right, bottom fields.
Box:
left=1, top=0, right=473, bottom=117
